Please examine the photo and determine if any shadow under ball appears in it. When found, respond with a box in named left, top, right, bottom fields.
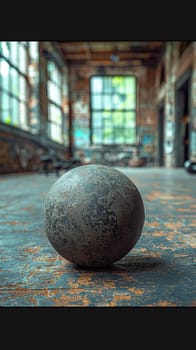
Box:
left=44, top=164, right=145, bottom=268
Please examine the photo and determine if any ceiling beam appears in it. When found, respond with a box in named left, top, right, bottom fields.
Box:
left=61, top=51, right=162, bottom=60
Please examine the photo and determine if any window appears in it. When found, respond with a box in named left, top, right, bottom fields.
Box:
left=0, top=41, right=39, bottom=132
left=90, top=75, right=137, bottom=145
left=47, top=60, right=68, bottom=144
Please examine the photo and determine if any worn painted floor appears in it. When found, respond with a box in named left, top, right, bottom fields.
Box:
left=0, top=167, right=195, bottom=306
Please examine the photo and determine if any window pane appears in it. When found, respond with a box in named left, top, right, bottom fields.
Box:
left=50, top=122, right=62, bottom=143
left=48, top=61, right=55, bottom=80
left=103, top=128, right=113, bottom=143
left=124, top=128, right=136, bottom=143
left=126, top=77, right=136, bottom=93
left=49, top=104, right=62, bottom=124
left=103, top=111, right=111, bottom=122
left=10, top=67, right=19, bottom=97
left=0, top=60, right=10, bottom=91
left=91, top=94, right=102, bottom=109
left=20, top=102, right=28, bottom=126
left=125, top=112, right=136, bottom=127
left=10, top=42, right=18, bottom=65
left=19, top=44, right=27, bottom=74
left=112, top=93, right=123, bottom=109
left=115, top=127, right=125, bottom=143
left=112, top=112, right=124, bottom=125
left=112, top=76, right=124, bottom=94
left=29, top=42, right=38, bottom=60
left=92, top=128, right=103, bottom=143
left=92, top=112, right=102, bottom=127
left=56, top=71, right=61, bottom=86
left=48, top=81, right=56, bottom=100
left=56, top=86, right=61, bottom=104
left=12, top=98, right=19, bottom=126
left=125, top=93, right=136, bottom=109
left=90, top=75, right=136, bottom=145
left=1, top=92, right=11, bottom=123
left=103, top=95, right=112, bottom=110
left=19, top=76, right=28, bottom=101
left=1, top=42, right=10, bottom=58
left=50, top=123, right=58, bottom=140
left=90, top=77, right=103, bottom=92
left=103, top=77, right=112, bottom=92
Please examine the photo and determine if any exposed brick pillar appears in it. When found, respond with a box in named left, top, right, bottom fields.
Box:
left=164, top=42, right=177, bottom=168
left=38, top=42, right=48, bottom=143
left=190, top=42, right=196, bottom=161
left=67, top=64, right=74, bottom=158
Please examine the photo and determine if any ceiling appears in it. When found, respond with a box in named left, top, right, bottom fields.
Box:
left=56, top=41, right=166, bottom=67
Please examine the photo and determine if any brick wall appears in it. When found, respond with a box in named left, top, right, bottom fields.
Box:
left=69, top=63, right=157, bottom=164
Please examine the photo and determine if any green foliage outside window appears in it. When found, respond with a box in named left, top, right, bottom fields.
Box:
left=90, top=75, right=136, bottom=145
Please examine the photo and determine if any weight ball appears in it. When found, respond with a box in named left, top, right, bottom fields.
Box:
left=184, top=160, right=196, bottom=174
left=44, top=164, right=145, bottom=268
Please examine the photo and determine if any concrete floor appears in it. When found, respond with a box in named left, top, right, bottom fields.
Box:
left=0, top=167, right=195, bottom=306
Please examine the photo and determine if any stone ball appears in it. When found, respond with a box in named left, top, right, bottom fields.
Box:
left=44, top=164, right=145, bottom=268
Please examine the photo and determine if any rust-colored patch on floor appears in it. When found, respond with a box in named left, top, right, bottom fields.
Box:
left=108, top=294, right=133, bottom=306
left=127, top=287, right=144, bottom=295
left=145, top=221, right=161, bottom=227
left=25, top=246, right=42, bottom=254
left=139, top=247, right=148, bottom=253
left=145, top=192, right=194, bottom=201
left=151, top=230, right=166, bottom=237
left=145, top=191, right=163, bottom=201
left=49, top=289, right=90, bottom=306
left=164, top=222, right=184, bottom=230
left=176, top=208, right=193, bottom=212
left=73, top=273, right=96, bottom=287
left=5, top=221, right=19, bottom=225
left=152, top=301, right=177, bottom=306
left=113, top=272, right=135, bottom=282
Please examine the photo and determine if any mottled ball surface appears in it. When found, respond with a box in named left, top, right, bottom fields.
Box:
left=44, top=164, right=145, bottom=267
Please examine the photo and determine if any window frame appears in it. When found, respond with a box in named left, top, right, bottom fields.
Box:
left=89, top=74, right=137, bottom=146
left=47, top=58, right=65, bottom=144
left=0, top=41, right=39, bottom=132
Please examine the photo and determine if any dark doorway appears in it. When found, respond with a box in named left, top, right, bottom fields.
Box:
left=158, top=102, right=165, bottom=166
left=175, top=70, right=191, bottom=167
